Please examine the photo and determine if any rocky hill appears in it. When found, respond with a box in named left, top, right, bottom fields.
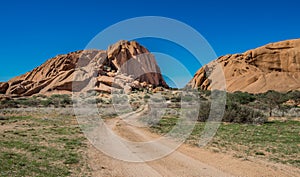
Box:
left=0, top=40, right=168, bottom=97
left=188, top=39, right=300, bottom=93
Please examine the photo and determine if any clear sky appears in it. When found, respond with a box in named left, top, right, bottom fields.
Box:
left=1, top=0, right=300, bottom=87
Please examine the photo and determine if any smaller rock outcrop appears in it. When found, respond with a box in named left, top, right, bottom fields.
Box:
left=188, top=39, right=300, bottom=93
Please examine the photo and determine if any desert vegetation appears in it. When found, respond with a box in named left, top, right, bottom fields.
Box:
left=148, top=89, right=300, bottom=167
left=0, top=94, right=72, bottom=108
left=151, top=116, right=300, bottom=167
left=0, top=114, right=90, bottom=176
left=0, top=89, right=299, bottom=176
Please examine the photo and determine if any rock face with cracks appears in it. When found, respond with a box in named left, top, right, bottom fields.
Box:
left=0, top=40, right=168, bottom=97
left=188, top=39, right=300, bottom=93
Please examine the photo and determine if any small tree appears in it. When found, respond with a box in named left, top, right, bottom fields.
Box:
left=198, top=101, right=210, bottom=121
left=257, top=90, right=289, bottom=117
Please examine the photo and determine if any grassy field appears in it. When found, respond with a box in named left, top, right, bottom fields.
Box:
left=151, top=117, right=300, bottom=167
left=0, top=115, right=90, bottom=177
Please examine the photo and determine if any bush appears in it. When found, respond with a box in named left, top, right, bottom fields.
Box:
left=41, top=99, right=52, bottom=107
left=228, top=91, right=255, bottom=104
left=144, top=94, right=150, bottom=99
left=0, top=99, right=18, bottom=108
left=182, top=95, right=194, bottom=102
left=15, top=97, right=40, bottom=106
left=223, top=102, right=266, bottom=124
left=0, top=94, right=73, bottom=108
left=197, top=100, right=266, bottom=124
left=199, top=90, right=211, bottom=97
left=50, top=94, right=72, bottom=107
left=112, top=95, right=128, bottom=104
left=287, top=90, right=300, bottom=103
left=198, top=101, right=211, bottom=121
left=170, top=96, right=181, bottom=102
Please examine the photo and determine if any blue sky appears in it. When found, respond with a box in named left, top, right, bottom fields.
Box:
left=1, top=0, right=300, bottom=87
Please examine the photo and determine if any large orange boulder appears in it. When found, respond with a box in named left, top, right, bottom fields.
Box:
left=188, top=39, right=300, bottom=93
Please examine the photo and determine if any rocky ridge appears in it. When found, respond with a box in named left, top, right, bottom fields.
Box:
left=0, top=40, right=168, bottom=97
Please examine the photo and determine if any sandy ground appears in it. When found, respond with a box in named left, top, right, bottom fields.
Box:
left=84, top=116, right=300, bottom=177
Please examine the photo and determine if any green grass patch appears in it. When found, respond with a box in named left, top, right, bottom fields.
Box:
left=0, top=151, right=71, bottom=177
left=0, top=116, right=90, bottom=177
left=151, top=117, right=300, bottom=167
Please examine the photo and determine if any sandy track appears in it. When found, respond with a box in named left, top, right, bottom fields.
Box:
left=85, top=112, right=300, bottom=177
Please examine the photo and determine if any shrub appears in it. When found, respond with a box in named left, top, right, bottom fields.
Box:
left=41, top=99, right=52, bottom=107
left=112, top=95, right=128, bottom=104
left=170, top=96, right=181, bottom=102
left=50, top=94, right=72, bottom=107
left=228, top=91, right=255, bottom=104
left=223, top=102, right=266, bottom=124
left=199, top=89, right=211, bottom=97
left=287, top=90, right=300, bottom=103
left=0, top=94, right=73, bottom=108
left=144, top=94, right=150, bottom=99
left=0, top=99, right=18, bottom=108
left=197, top=100, right=266, bottom=124
left=15, top=97, right=40, bottom=106
left=198, top=101, right=211, bottom=121
left=182, top=95, right=194, bottom=102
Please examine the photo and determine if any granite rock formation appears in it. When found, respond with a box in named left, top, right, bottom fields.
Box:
left=188, top=39, right=300, bottom=93
left=0, top=40, right=168, bottom=97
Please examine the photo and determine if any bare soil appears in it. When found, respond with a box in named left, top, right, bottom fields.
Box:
left=85, top=118, right=300, bottom=177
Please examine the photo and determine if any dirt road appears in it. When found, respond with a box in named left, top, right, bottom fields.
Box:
left=83, top=109, right=300, bottom=177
